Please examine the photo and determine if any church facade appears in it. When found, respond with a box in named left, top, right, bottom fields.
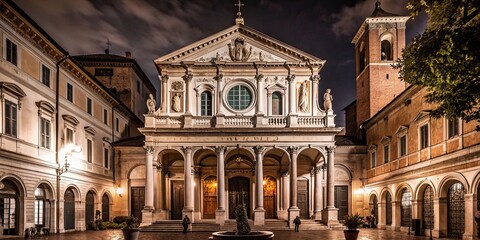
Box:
left=113, top=16, right=359, bottom=227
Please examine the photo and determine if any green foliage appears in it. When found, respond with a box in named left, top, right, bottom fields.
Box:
left=101, top=221, right=126, bottom=229
left=235, top=205, right=251, bottom=235
left=113, top=216, right=129, bottom=224
left=344, top=214, right=364, bottom=230
left=112, top=215, right=139, bottom=229
left=394, top=0, right=480, bottom=128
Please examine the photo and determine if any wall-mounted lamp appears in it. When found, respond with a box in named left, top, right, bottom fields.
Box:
left=57, top=144, right=82, bottom=176
left=116, top=186, right=124, bottom=197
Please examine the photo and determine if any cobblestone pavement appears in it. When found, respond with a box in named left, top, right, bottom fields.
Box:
left=1, top=229, right=457, bottom=240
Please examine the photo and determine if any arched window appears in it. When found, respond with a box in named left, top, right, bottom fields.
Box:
left=64, top=188, right=75, bottom=230
left=34, top=187, right=45, bottom=226
left=423, top=185, right=434, bottom=230
left=380, top=34, right=394, bottom=61
left=200, top=91, right=212, bottom=116
left=400, top=188, right=412, bottom=227
left=272, top=92, right=282, bottom=115
left=85, top=191, right=95, bottom=229
left=386, top=191, right=392, bottom=225
left=102, top=193, right=110, bottom=222
left=448, top=183, right=464, bottom=238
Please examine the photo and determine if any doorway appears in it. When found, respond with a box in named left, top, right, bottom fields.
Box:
left=334, top=185, right=348, bottom=220
left=264, top=176, right=277, bottom=219
left=64, top=188, right=75, bottom=230
left=228, top=177, right=250, bottom=219
left=130, top=187, right=145, bottom=221
left=203, top=176, right=217, bottom=219
left=298, top=179, right=308, bottom=219
left=171, top=180, right=184, bottom=220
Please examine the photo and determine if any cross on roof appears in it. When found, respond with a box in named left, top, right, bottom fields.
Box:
left=235, top=0, right=244, bottom=18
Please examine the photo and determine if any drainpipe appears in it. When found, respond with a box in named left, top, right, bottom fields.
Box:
left=55, top=53, right=69, bottom=233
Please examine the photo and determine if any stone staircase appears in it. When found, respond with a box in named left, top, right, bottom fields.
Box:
left=141, top=219, right=329, bottom=232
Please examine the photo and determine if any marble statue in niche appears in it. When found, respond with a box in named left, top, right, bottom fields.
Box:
left=298, top=80, right=309, bottom=112
left=228, top=37, right=252, bottom=61
left=324, top=88, right=333, bottom=112
left=172, top=93, right=182, bottom=112
left=146, top=94, right=156, bottom=114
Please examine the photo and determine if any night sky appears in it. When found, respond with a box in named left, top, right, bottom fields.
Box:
left=14, top=0, right=427, bottom=126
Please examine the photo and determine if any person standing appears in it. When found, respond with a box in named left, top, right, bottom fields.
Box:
left=475, top=210, right=480, bottom=238
left=293, top=216, right=301, bottom=232
left=182, top=215, right=191, bottom=233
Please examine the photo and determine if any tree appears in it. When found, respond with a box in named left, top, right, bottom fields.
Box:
left=394, top=0, right=480, bottom=128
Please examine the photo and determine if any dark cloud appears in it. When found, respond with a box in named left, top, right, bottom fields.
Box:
left=13, top=0, right=426, bottom=127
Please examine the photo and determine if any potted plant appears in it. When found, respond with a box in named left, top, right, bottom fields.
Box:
left=121, top=216, right=140, bottom=240
left=343, top=214, right=363, bottom=240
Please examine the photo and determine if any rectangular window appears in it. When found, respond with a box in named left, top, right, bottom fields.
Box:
left=384, top=145, right=389, bottom=163
left=103, top=148, right=109, bottom=169
left=420, top=125, right=429, bottom=149
left=103, top=109, right=108, bottom=124
left=41, top=65, right=51, bottom=87
left=6, top=38, right=17, bottom=66
left=66, top=128, right=74, bottom=144
left=447, top=118, right=459, bottom=139
left=5, top=100, right=17, bottom=137
left=116, top=118, right=119, bottom=132
left=371, top=151, right=376, bottom=168
left=67, top=83, right=73, bottom=102
left=40, top=118, right=51, bottom=149
left=137, top=80, right=140, bottom=93
left=87, top=97, right=92, bottom=115
left=399, top=135, right=407, bottom=157
left=87, top=139, right=93, bottom=163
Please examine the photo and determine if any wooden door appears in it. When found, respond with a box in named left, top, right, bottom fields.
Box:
left=64, top=188, right=75, bottom=230
left=297, top=179, right=308, bottom=219
left=131, top=187, right=145, bottom=221
left=203, top=176, right=217, bottom=219
left=85, top=192, right=94, bottom=228
left=228, top=177, right=250, bottom=219
left=264, top=176, right=276, bottom=219
left=334, top=186, right=348, bottom=220
left=171, top=180, right=184, bottom=220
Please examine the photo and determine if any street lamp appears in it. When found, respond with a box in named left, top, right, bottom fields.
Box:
left=57, top=144, right=82, bottom=176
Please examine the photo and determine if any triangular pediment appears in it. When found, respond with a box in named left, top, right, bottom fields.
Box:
left=154, top=24, right=325, bottom=66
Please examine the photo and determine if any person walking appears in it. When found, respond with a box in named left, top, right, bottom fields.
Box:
left=182, top=215, right=191, bottom=233
left=293, top=216, right=301, bottom=232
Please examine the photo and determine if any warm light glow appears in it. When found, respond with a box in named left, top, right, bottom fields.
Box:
left=65, top=143, right=82, bottom=154
left=213, top=183, right=217, bottom=187
left=354, top=187, right=368, bottom=195
left=262, top=180, right=266, bottom=185
left=116, top=187, right=124, bottom=197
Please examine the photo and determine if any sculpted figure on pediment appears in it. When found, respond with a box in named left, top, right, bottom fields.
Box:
left=228, top=37, right=252, bottom=62
left=324, top=88, right=333, bottom=112
left=146, top=94, right=156, bottom=114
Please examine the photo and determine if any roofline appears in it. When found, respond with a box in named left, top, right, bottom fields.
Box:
left=342, top=100, right=357, bottom=111
left=73, top=55, right=157, bottom=94
left=351, top=16, right=410, bottom=45
left=1, top=0, right=143, bottom=123
left=154, top=23, right=325, bottom=68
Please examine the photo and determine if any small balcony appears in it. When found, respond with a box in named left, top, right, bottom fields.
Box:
left=144, top=113, right=335, bottom=129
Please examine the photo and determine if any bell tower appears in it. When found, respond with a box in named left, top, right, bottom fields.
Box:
left=351, top=1, right=410, bottom=130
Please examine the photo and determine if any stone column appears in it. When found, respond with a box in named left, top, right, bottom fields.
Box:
left=314, top=166, right=323, bottom=220
left=215, top=146, right=226, bottom=225
left=287, top=146, right=300, bottom=228
left=253, top=146, right=265, bottom=225
left=183, top=74, right=193, bottom=115
left=464, top=193, right=474, bottom=240
left=287, top=75, right=296, bottom=115
left=182, top=146, right=194, bottom=221
left=256, top=74, right=264, bottom=115
left=153, top=164, right=162, bottom=213
left=193, top=167, right=201, bottom=220
left=279, top=172, right=289, bottom=220
left=322, top=146, right=338, bottom=226
left=310, top=75, right=320, bottom=115
left=267, top=92, right=272, bottom=115
left=214, top=74, right=225, bottom=127
left=142, top=146, right=155, bottom=225
left=377, top=202, right=386, bottom=229
left=160, top=75, right=168, bottom=114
